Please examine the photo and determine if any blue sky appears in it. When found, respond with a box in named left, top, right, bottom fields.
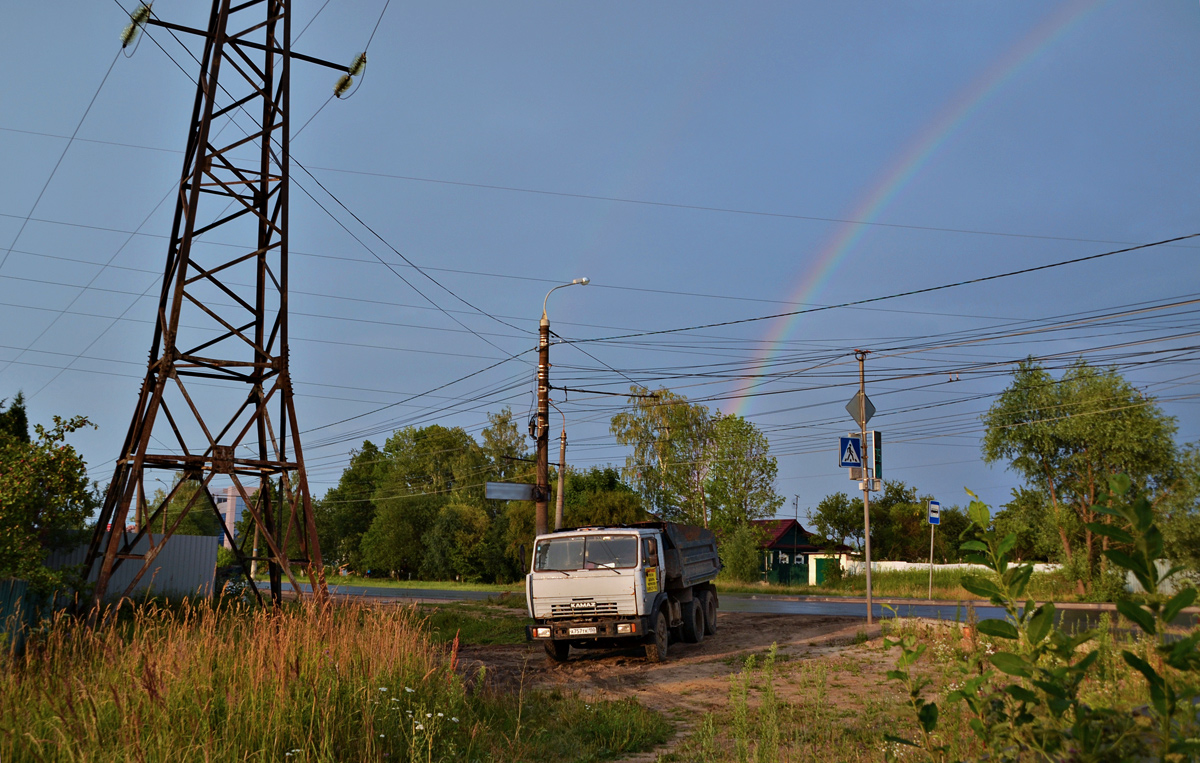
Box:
left=1, top=1, right=1198, bottom=519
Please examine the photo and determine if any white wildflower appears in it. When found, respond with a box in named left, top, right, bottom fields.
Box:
left=451, top=717, right=459, bottom=723
left=405, top=687, right=415, bottom=693
left=416, top=723, right=424, bottom=731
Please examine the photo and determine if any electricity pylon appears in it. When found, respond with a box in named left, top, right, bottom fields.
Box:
left=85, top=0, right=352, bottom=606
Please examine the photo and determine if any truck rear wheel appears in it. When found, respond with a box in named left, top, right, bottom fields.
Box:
left=681, top=599, right=705, bottom=644
left=702, top=592, right=718, bottom=636
left=645, top=610, right=669, bottom=662
left=544, top=640, right=570, bottom=662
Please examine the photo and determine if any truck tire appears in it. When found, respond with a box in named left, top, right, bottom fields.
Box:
left=544, top=640, right=570, bottom=662
left=645, top=609, right=669, bottom=662
left=681, top=599, right=705, bottom=644
left=702, top=591, right=718, bottom=636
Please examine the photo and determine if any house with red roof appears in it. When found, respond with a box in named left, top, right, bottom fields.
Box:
left=749, top=518, right=851, bottom=586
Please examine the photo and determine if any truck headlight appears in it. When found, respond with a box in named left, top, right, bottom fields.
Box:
left=534, top=627, right=550, bottom=638
left=616, top=623, right=632, bottom=634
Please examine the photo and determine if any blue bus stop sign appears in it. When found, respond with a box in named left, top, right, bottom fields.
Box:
left=928, top=500, right=941, bottom=525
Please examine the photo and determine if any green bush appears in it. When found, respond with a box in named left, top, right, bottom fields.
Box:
left=720, top=522, right=767, bottom=583
left=885, top=476, right=1200, bottom=761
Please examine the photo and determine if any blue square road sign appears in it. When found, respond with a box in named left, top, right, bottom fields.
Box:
left=838, top=436, right=863, bottom=468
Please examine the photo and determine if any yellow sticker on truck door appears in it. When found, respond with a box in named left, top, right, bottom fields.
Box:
left=646, top=568, right=658, bottom=592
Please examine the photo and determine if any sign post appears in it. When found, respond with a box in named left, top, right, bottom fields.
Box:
left=850, top=351, right=873, bottom=625
left=927, top=500, right=940, bottom=600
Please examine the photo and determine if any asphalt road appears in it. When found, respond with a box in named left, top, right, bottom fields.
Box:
left=259, top=581, right=1146, bottom=628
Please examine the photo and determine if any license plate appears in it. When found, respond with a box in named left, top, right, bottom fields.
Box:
left=568, top=626, right=597, bottom=636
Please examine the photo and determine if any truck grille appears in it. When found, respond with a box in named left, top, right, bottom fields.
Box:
left=550, top=600, right=621, bottom=618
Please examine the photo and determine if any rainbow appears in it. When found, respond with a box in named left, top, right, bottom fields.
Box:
left=730, top=0, right=1109, bottom=417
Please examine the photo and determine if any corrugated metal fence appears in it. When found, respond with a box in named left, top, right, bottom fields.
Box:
left=45, top=532, right=217, bottom=599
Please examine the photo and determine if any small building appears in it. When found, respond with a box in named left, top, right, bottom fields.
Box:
left=750, top=518, right=850, bottom=586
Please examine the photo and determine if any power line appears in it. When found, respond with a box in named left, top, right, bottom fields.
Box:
left=560, top=234, right=1200, bottom=345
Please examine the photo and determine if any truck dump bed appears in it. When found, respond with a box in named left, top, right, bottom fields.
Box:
left=632, top=521, right=721, bottom=589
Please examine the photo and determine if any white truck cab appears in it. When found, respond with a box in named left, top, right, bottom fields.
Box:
left=525, top=522, right=720, bottom=662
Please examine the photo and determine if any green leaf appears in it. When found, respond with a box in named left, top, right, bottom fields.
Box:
left=1005, top=685, right=1037, bottom=703
left=990, top=651, right=1031, bottom=677
left=977, top=619, right=1019, bottom=640
left=958, top=540, right=988, bottom=553
left=885, top=670, right=907, bottom=682
left=1122, top=651, right=1166, bottom=697
left=960, top=574, right=1003, bottom=601
left=884, top=734, right=918, bottom=748
left=1027, top=603, right=1053, bottom=645
left=1007, top=564, right=1033, bottom=599
left=967, top=499, right=990, bottom=528
left=1162, top=587, right=1197, bottom=624
left=1108, top=473, right=1132, bottom=495
left=1031, top=679, right=1068, bottom=699
left=1116, top=600, right=1157, bottom=635
left=917, top=702, right=939, bottom=734
left=1104, top=548, right=1150, bottom=580
left=996, top=532, right=1018, bottom=559
left=1084, top=521, right=1135, bottom=545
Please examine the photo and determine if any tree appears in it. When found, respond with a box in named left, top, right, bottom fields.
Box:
left=146, top=475, right=224, bottom=537
left=562, top=466, right=645, bottom=527
left=1160, top=442, right=1200, bottom=573
left=0, top=407, right=97, bottom=590
left=480, top=407, right=529, bottom=483
left=315, top=441, right=384, bottom=569
left=992, top=487, right=1062, bottom=562
left=420, top=503, right=491, bottom=582
left=358, top=493, right=444, bottom=577
left=706, top=413, right=783, bottom=533
left=983, top=359, right=1178, bottom=590
left=0, top=393, right=29, bottom=444
left=611, top=386, right=715, bottom=525
left=809, top=492, right=864, bottom=552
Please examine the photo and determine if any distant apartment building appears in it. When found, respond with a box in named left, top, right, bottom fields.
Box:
left=213, top=486, right=250, bottom=549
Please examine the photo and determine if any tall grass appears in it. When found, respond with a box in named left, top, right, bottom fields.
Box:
left=0, top=597, right=667, bottom=762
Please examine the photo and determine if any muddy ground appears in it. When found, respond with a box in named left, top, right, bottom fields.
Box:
left=456, top=611, right=908, bottom=762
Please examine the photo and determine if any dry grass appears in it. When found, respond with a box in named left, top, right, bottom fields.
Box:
left=0, top=596, right=668, bottom=762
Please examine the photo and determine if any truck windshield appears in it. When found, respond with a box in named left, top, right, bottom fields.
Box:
left=534, top=535, right=639, bottom=571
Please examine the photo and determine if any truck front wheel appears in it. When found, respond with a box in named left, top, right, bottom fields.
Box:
left=544, top=640, right=570, bottom=662
left=645, top=610, right=669, bottom=662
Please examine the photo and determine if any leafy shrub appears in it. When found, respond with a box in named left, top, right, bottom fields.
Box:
left=885, top=475, right=1200, bottom=761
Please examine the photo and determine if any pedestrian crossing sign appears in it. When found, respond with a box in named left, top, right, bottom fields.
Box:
left=839, top=436, right=862, bottom=468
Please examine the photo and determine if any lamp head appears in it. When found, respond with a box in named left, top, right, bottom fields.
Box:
left=573, top=277, right=590, bottom=286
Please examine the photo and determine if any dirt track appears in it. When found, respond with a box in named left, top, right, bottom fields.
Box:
left=457, top=611, right=890, bottom=761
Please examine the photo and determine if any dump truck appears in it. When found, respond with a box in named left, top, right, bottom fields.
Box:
left=525, top=521, right=721, bottom=662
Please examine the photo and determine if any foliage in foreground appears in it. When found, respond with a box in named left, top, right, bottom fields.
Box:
left=0, top=395, right=97, bottom=591
left=886, top=475, right=1200, bottom=761
left=0, top=598, right=668, bottom=763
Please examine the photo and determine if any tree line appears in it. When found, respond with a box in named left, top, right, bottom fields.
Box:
left=314, top=389, right=785, bottom=583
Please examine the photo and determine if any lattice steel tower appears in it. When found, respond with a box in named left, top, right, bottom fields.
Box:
left=85, top=0, right=349, bottom=605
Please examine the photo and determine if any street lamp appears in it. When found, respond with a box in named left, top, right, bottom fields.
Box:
left=536, top=277, right=589, bottom=536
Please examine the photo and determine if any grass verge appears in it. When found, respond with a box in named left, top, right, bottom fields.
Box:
left=717, top=568, right=1081, bottom=602
left=0, top=596, right=666, bottom=762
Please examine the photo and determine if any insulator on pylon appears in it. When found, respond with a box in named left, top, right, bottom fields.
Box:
left=334, top=52, right=367, bottom=98
left=121, top=3, right=153, bottom=49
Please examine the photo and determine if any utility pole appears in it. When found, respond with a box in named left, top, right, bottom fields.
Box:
left=856, top=349, right=874, bottom=626
left=536, top=314, right=551, bottom=537
left=84, top=0, right=353, bottom=607
left=535, top=278, right=588, bottom=537
left=555, top=425, right=567, bottom=530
